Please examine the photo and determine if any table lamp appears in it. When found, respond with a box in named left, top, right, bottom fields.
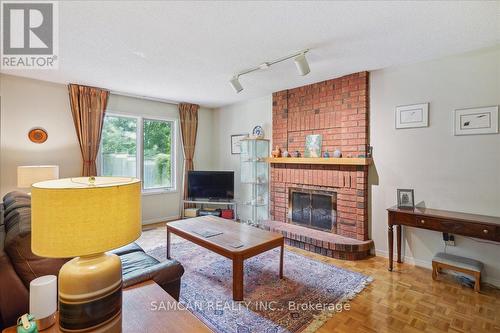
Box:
left=31, top=177, right=141, bottom=333
left=17, top=165, right=59, bottom=189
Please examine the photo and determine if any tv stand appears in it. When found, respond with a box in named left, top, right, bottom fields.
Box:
left=182, top=199, right=237, bottom=221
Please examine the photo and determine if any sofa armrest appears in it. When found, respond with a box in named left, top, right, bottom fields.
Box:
left=0, top=251, right=29, bottom=329
left=122, top=259, right=184, bottom=300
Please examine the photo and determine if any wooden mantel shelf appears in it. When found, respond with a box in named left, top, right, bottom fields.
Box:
left=266, top=157, right=372, bottom=166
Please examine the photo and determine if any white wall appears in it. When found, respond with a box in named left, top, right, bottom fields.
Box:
left=370, top=46, right=500, bottom=285
left=0, top=75, right=82, bottom=194
left=212, top=95, right=272, bottom=201
left=0, top=74, right=214, bottom=224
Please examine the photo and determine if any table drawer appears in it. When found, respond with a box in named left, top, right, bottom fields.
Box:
left=390, top=211, right=415, bottom=225
left=414, top=216, right=497, bottom=240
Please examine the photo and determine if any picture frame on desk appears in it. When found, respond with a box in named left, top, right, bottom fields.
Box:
left=397, top=189, right=414, bottom=209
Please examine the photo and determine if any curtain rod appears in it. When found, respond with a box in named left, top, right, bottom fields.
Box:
left=110, top=90, right=180, bottom=105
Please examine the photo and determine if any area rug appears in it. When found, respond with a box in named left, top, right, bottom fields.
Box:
left=144, top=234, right=372, bottom=333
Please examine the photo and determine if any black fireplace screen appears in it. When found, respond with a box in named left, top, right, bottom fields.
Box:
left=290, top=189, right=337, bottom=232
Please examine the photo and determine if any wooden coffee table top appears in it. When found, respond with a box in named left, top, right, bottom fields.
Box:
left=167, top=216, right=284, bottom=259
left=2, top=281, right=211, bottom=333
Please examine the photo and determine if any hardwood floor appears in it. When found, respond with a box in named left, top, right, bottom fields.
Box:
left=139, top=226, right=500, bottom=333
left=286, top=247, right=500, bottom=333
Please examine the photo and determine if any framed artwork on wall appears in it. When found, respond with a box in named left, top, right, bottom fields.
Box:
left=395, top=103, right=429, bottom=129
left=304, top=134, right=322, bottom=157
left=231, top=134, right=248, bottom=154
left=454, top=106, right=498, bottom=136
left=28, top=128, right=48, bottom=143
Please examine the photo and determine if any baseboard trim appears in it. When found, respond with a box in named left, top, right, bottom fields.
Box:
left=142, top=215, right=180, bottom=225
left=375, top=249, right=500, bottom=287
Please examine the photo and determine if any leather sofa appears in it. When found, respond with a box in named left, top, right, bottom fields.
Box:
left=0, top=191, right=184, bottom=329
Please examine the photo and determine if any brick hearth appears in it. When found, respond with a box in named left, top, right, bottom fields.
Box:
left=269, top=71, right=373, bottom=259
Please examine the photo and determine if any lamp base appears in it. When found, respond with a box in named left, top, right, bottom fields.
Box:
left=58, top=253, right=122, bottom=332
left=36, top=313, right=56, bottom=331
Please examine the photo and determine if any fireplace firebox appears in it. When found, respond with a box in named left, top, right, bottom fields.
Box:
left=288, top=188, right=337, bottom=233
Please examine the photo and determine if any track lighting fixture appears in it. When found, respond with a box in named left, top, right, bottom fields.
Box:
left=294, top=53, right=310, bottom=76
left=229, top=76, right=243, bottom=93
left=229, top=49, right=310, bottom=93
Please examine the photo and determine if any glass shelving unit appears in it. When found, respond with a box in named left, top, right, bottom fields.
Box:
left=239, top=138, right=269, bottom=226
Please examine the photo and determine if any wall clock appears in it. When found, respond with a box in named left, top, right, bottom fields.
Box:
left=28, top=128, right=48, bottom=144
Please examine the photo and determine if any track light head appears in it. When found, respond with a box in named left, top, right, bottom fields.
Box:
left=229, top=76, right=243, bottom=93
left=294, top=53, right=310, bottom=76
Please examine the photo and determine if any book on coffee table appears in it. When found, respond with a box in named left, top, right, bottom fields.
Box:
left=192, top=229, right=223, bottom=238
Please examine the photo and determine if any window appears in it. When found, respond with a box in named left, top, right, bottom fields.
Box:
left=100, top=113, right=176, bottom=192
left=101, top=116, right=138, bottom=178
left=143, top=119, right=172, bottom=189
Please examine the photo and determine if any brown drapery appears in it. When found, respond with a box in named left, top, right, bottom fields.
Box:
left=68, top=84, right=109, bottom=177
left=179, top=103, right=199, bottom=204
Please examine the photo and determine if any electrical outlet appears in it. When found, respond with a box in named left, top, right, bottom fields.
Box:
left=446, top=234, right=455, bottom=246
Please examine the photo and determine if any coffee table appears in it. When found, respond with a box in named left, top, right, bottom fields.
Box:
left=2, top=281, right=211, bottom=333
left=166, top=216, right=284, bottom=301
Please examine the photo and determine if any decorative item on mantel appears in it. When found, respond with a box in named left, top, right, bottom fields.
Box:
left=304, top=134, right=322, bottom=157
left=322, top=150, right=330, bottom=158
left=333, top=149, right=342, bottom=158
left=291, top=150, right=301, bottom=158
left=271, top=146, right=281, bottom=158
left=367, top=145, right=373, bottom=158
left=251, top=125, right=265, bottom=139
left=282, top=150, right=290, bottom=157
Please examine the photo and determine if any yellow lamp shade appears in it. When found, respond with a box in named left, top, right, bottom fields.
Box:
left=17, top=165, right=59, bottom=188
left=31, top=177, right=141, bottom=258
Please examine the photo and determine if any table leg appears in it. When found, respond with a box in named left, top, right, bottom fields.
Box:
left=233, top=257, right=244, bottom=301
left=166, top=229, right=171, bottom=259
left=279, top=240, right=284, bottom=279
left=396, top=225, right=402, bottom=263
left=388, top=224, right=394, bottom=271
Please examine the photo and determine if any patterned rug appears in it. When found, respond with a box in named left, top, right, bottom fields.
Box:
left=143, top=232, right=372, bottom=333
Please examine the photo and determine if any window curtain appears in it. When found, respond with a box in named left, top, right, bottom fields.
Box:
left=68, top=84, right=109, bottom=177
left=179, top=103, right=199, bottom=206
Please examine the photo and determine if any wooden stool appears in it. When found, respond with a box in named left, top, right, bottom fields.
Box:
left=432, top=252, right=483, bottom=292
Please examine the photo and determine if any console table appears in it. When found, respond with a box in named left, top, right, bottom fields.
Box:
left=387, top=206, right=500, bottom=271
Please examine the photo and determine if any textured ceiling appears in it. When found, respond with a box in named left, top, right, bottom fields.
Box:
left=2, top=1, right=499, bottom=107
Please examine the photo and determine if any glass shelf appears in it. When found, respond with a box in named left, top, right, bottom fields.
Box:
left=239, top=139, right=269, bottom=225
left=241, top=202, right=268, bottom=207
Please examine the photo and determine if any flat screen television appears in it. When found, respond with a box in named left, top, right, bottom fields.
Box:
left=188, top=171, right=234, bottom=201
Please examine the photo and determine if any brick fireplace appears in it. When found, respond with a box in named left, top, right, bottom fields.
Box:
left=264, top=71, right=373, bottom=260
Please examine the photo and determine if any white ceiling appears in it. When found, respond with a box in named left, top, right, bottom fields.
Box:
left=2, top=1, right=499, bottom=108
